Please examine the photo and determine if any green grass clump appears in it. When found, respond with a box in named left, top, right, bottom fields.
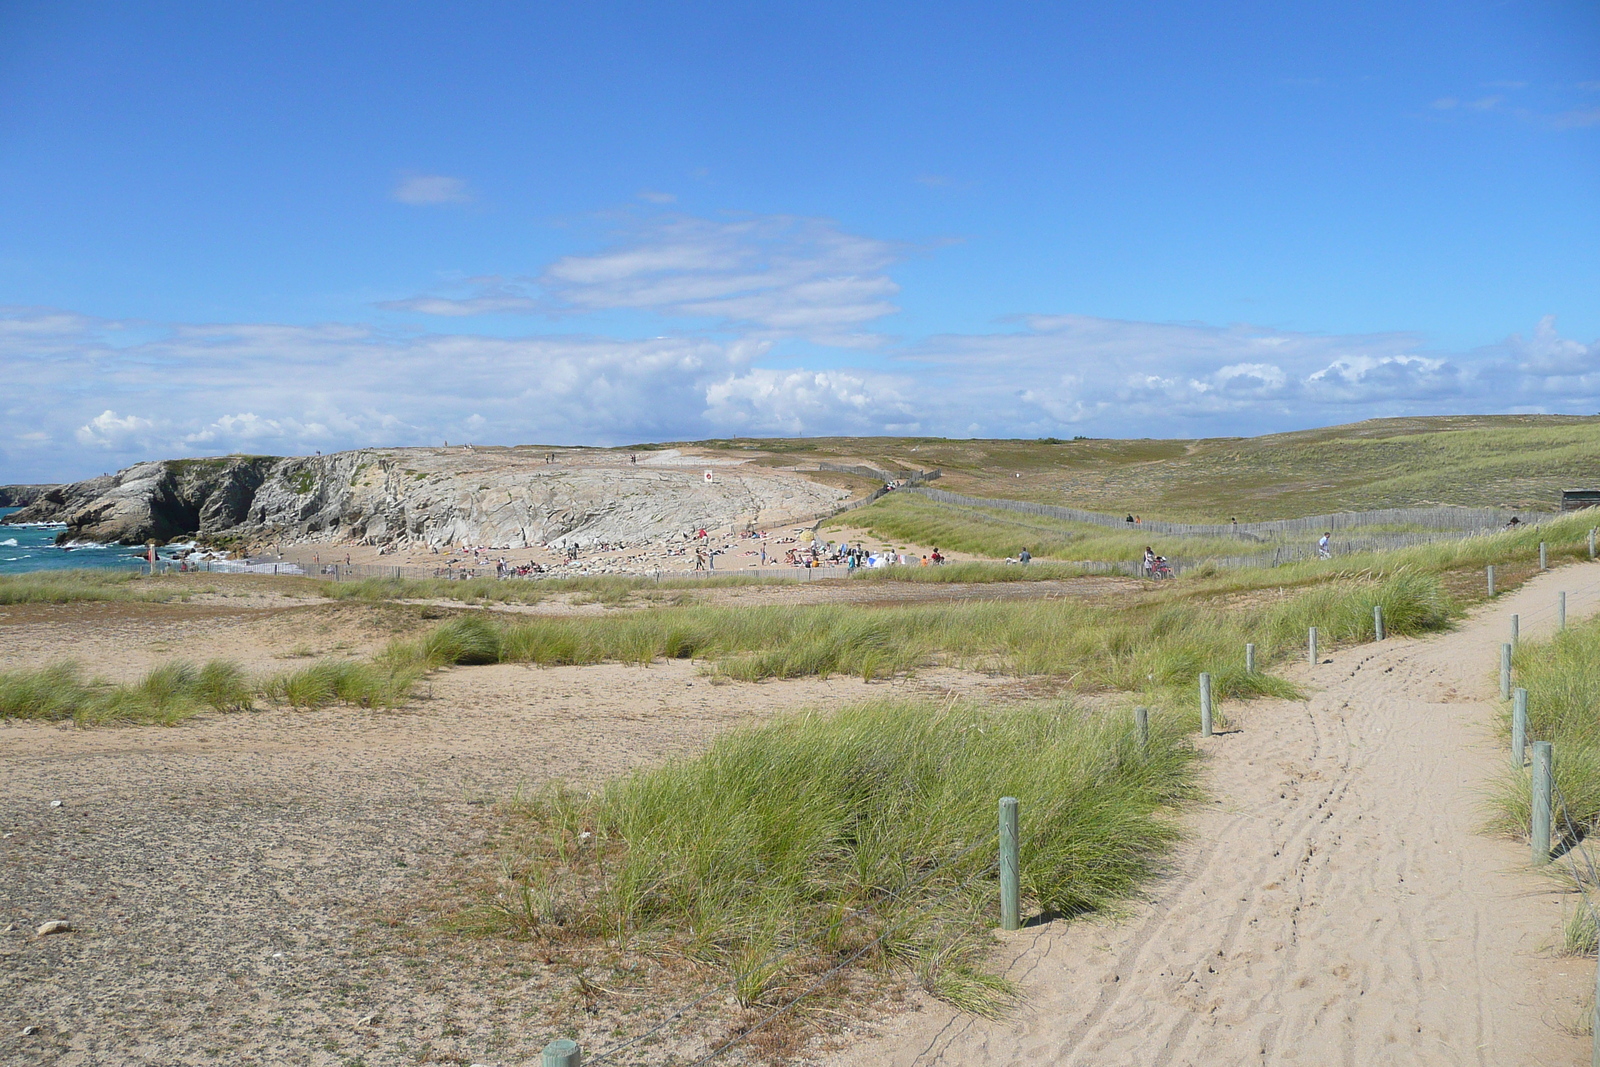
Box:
left=263, top=659, right=416, bottom=708
left=422, top=615, right=503, bottom=665
left=1489, top=616, right=1600, bottom=841
left=0, top=659, right=253, bottom=724
left=490, top=699, right=1197, bottom=1014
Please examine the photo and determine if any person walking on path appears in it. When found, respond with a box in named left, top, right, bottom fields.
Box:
left=1318, top=531, right=1332, bottom=560
left=1019, top=546, right=1032, bottom=565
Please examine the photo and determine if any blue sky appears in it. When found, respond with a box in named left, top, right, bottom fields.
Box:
left=2, top=1, right=1597, bottom=482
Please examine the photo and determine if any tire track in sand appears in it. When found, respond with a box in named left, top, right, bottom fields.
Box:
left=822, top=561, right=1600, bottom=1067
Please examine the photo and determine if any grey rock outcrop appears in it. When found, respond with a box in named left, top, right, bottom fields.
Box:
left=5, top=447, right=849, bottom=549
left=0, top=485, right=56, bottom=508
left=7, top=457, right=277, bottom=544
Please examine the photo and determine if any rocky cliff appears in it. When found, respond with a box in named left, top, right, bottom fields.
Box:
left=4, top=447, right=850, bottom=549
left=0, top=485, right=56, bottom=508
left=6, top=458, right=276, bottom=544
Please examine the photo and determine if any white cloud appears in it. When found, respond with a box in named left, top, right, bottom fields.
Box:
left=76, top=410, right=159, bottom=449
left=638, top=190, right=677, bottom=204
left=384, top=212, right=905, bottom=345
left=391, top=174, right=473, bottom=205
left=10, top=303, right=1600, bottom=484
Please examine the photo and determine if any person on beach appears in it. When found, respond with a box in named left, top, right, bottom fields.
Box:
left=1318, top=531, right=1332, bottom=560
left=1143, top=545, right=1157, bottom=577
left=1019, top=547, right=1031, bottom=564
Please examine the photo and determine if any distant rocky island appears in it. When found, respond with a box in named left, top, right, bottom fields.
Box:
left=2, top=446, right=852, bottom=551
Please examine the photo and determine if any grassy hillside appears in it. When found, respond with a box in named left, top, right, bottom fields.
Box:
left=681, top=414, right=1600, bottom=522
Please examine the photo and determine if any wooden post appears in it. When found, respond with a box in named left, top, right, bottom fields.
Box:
left=999, top=797, right=1020, bottom=931
left=541, top=1038, right=581, bottom=1066
left=1531, top=741, right=1552, bottom=866
left=1134, top=706, right=1149, bottom=752
left=1487, top=564, right=1496, bottom=597
left=1245, top=643, right=1255, bottom=674
left=1510, top=614, right=1519, bottom=647
left=1308, top=627, right=1318, bottom=666
left=1540, top=541, right=1548, bottom=571
left=1560, top=591, right=1567, bottom=631
left=1373, top=605, right=1385, bottom=641
left=1512, top=688, right=1528, bottom=768
left=1500, top=643, right=1513, bottom=701
left=1199, top=673, right=1214, bottom=737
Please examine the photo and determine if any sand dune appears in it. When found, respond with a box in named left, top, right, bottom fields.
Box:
left=825, top=563, right=1600, bottom=1066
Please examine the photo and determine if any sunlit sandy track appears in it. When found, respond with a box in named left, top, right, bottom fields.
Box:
left=825, top=563, right=1600, bottom=1066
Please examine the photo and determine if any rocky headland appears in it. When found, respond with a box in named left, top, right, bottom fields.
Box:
left=3, top=447, right=854, bottom=550
left=0, top=485, right=56, bottom=508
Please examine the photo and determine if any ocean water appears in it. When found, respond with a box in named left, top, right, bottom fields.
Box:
left=0, top=507, right=152, bottom=576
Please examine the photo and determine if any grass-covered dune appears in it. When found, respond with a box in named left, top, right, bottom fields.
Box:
left=689, top=413, right=1600, bottom=520
left=484, top=698, right=1198, bottom=1014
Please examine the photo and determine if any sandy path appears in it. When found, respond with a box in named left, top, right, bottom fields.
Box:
left=824, top=562, right=1600, bottom=1066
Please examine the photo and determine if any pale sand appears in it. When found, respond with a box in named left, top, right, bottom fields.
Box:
left=818, top=562, right=1600, bottom=1066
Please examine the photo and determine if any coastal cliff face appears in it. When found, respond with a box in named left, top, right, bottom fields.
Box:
left=0, top=485, right=56, bottom=508
left=6, top=458, right=275, bottom=544
left=4, top=447, right=849, bottom=548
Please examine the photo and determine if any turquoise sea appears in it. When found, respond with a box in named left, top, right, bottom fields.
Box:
left=0, top=506, right=152, bottom=576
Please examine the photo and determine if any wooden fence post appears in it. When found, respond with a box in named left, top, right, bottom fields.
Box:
left=999, top=797, right=1020, bottom=931
left=1373, top=605, right=1385, bottom=641
left=1511, top=613, right=1519, bottom=647
left=1487, top=564, right=1496, bottom=597
left=1531, top=740, right=1553, bottom=866
left=1512, top=688, right=1528, bottom=768
left=1134, top=706, right=1149, bottom=752
left=541, top=1038, right=582, bottom=1066
left=1501, top=643, right=1513, bottom=700
left=1308, top=627, right=1318, bottom=666
left=1560, top=591, right=1567, bottom=631
left=1540, top=541, right=1548, bottom=570
left=1245, top=643, right=1255, bottom=674
left=1199, top=673, right=1213, bottom=737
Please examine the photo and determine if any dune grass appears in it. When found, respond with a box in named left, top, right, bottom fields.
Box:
left=320, top=571, right=792, bottom=606
left=1488, top=615, right=1600, bottom=846
left=482, top=698, right=1198, bottom=1014
left=0, top=654, right=414, bottom=725
left=384, top=570, right=1451, bottom=712
left=0, top=660, right=253, bottom=724
left=0, top=569, right=204, bottom=604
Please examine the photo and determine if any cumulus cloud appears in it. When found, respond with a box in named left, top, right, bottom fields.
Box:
left=76, top=410, right=159, bottom=449
left=391, top=174, right=473, bottom=205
